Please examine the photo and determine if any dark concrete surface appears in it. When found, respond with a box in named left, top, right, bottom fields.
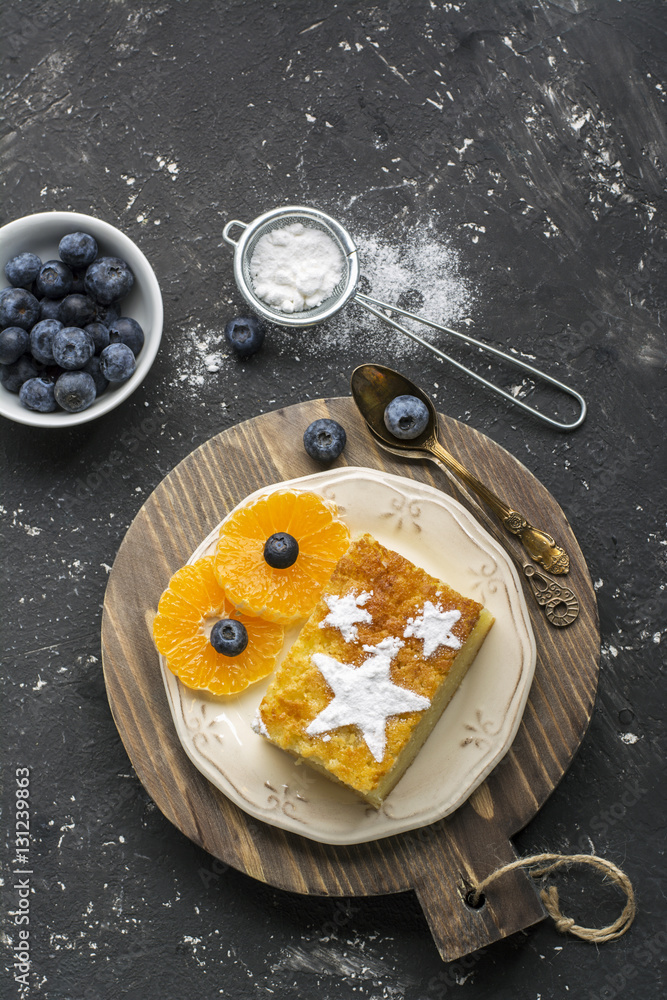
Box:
left=2, top=1, right=666, bottom=998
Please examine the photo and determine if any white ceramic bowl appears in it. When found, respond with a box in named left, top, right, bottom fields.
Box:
left=0, top=211, right=163, bottom=428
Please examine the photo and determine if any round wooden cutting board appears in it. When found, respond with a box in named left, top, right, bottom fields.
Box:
left=101, top=397, right=599, bottom=962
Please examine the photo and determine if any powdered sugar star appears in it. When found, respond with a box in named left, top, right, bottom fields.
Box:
left=404, top=600, right=462, bottom=657
left=305, top=636, right=430, bottom=761
left=320, top=589, right=373, bottom=643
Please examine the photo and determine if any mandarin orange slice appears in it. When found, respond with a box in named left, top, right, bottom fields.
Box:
left=152, top=556, right=284, bottom=695
left=213, top=489, right=350, bottom=624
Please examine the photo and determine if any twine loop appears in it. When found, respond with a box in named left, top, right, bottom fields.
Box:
left=469, top=852, right=636, bottom=943
left=541, top=886, right=576, bottom=933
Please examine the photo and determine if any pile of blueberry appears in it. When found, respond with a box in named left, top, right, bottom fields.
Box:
left=0, top=232, right=144, bottom=414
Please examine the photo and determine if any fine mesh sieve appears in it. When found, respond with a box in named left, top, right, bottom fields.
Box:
left=222, top=205, right=586, bottom=431
left=223, top=206, right=359, bottom=326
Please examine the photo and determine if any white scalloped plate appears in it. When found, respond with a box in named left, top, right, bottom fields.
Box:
left=159, top=467, right=536, bottom=845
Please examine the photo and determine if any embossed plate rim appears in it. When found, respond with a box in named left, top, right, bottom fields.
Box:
left=159, top=467, right=536, bottom=845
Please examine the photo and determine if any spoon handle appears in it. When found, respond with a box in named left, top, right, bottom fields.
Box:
left=428, top=440, right=570, bottom=575
left=424, top=450, right=579, bottom=627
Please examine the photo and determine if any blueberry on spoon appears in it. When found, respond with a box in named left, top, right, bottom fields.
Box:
left=384, top=394, right=430, bottom=440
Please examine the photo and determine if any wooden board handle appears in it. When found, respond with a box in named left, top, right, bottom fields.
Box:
left=407, top=799, right=545, bottom=961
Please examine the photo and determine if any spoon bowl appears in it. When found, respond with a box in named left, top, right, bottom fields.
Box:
left=350, top=363, right=438, bottom=456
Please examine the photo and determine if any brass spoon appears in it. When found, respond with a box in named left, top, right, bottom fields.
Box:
left=350, top=363, right=570, bottom=576
left=350, top=364, right=580, bottom=627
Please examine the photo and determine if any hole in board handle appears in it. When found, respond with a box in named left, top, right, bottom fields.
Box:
left=461, top=880, right=486, bottom=910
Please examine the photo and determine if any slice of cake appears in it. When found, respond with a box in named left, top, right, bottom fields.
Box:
left=254, top=533, right=495, bottom=807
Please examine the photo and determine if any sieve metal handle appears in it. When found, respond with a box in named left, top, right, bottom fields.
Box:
left=222, top=220, right=248, bottom=247
left=354, top=292, right=586, bottom=432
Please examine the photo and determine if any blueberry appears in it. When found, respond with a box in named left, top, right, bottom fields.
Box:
left=54, top=371, right=96, bottom=412
left=0, top=287, right=41, bottom=330
left=35, top=259, right=73, bottom=299
left=224, top=316, right=265, bottom=359
left=58, top=232, right=98, bottom=269
left=19, top=377, right=57, bottom=412
left=0, top=354, right=39, bottom=392
left=108, top=317, right=144, bottom=356
left=84, top=322, right=110, bottom=354
left=95, top=301, right=121, bottom=326
left=303, top=418, right=346, bottom=463
left=263, top=532, right=299, bottom=569
left=5, top=252, right=42, bottom=289
left=81, top=356, right=109, bottom=395
left=0, top=327, right=30, bottom=365
left=52, top=327, right=95, bottom=370
left=383, top=395, right=430, bottom=440
left=210, top=619, right=249, bottom=657
left=85, top=256, right=134, bottom=304
left=30, top=319, right=63, bottom=364
left=39, top=297, right=63, bottom=321
left=59, top=293, right=97, bottom=328
left=99, top=342, right=136, bottom=382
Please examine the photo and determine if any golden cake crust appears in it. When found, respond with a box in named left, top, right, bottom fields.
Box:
left=258, top=533, right=494, bottom=804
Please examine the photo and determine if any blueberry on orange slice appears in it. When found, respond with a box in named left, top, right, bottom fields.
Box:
left=153, top=556, right=283, bottom=695
left=213, top=490, right=350, bottom=624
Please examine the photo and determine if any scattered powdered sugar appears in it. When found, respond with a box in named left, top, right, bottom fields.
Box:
left=250, top=222, right=344, bottom=313
left=251, top=708, right=269, bottom=738
left=305, top=637, right=430, bottom=762
left=284, top=220, right=474, bottom=358
left=168, top=218, right=473, bottom=400
left=404, top=601, right=462, bottom=658
left=320, top=589, right=373, bottom=643
left=168, top=322, right=227, bottom=391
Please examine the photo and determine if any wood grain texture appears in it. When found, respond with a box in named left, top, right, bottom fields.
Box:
left=101, top=397, right=599, bottom=961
